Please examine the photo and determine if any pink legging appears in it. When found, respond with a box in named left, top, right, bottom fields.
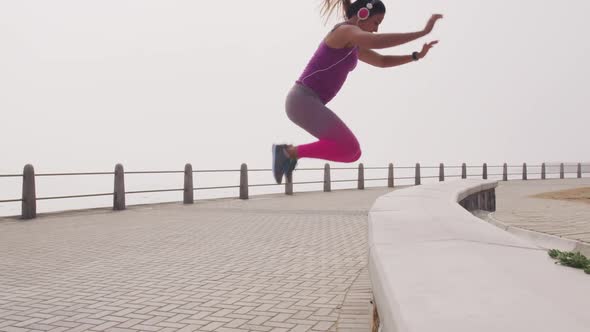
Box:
left=285, top=84, right=361, bottom=163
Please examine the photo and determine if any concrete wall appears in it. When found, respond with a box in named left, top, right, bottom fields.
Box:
left=368, top=179, right=590, bottom=332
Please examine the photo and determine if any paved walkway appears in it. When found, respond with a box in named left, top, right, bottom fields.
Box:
left=491, top=178, right=590, bottom=245
left=0, top=187, right=395, bottom=332
left=3, top=178, right=589, bottom=332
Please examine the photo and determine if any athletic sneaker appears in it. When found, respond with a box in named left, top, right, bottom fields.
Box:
left=272, top=144, right=289, bottom=184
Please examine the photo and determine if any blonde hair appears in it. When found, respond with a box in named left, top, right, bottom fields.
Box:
left=320, top=0, right=352, bottom=21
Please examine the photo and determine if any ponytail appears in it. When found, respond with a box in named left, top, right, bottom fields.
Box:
left=320, top=0, right=352, bottom=21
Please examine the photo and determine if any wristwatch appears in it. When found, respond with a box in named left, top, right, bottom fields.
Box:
left=412, top=51, right=419, bottom=61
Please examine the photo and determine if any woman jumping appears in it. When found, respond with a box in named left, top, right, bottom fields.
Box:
left=272, top=0, right=443, bottom=184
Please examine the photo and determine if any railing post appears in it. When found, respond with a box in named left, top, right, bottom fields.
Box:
left=114, top=164, right=126, bottom=211
left=184, top=163, right=194, bottom=204
left=388, top=163, right=394, bottom=188
left=439, top=163, right=445, bottom=182
left=461, top=163, right=467, bottom=179
left=522, top=163, right=527, bottom=180
left=324, top=163, right=331, bottom=192
left=503, top=163, right=508, bottom=181
left=21, top=164, right=36, bottom=220
left=483, top=163, right=488, bottom=180
left=285, top=171, right=293, bottom=196
left=578, top=163, right=582, bottom=178
left=541, top=162, right=546, bottom=180
left=415, top=163, right=421, bottom=185
left=358, top=163, right=365, bottom=190
left=240, top=163, right=248, bottom=200
left=560, top=163, right=565, bottom=179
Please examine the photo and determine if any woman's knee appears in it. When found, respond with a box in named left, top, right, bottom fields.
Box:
left=347, top=147, right=362, bottom=162
left=341, top=140, right=362, bottom=163
left=352, top=148, right=362, bottom=162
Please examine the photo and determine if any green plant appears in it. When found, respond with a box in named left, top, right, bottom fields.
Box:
left=548, top=249, right=590, bottom=274
left=548, top=249, right=560, bottom=259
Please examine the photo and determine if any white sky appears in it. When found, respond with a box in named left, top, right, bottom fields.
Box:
left=2, top=0, right=589, bottom=174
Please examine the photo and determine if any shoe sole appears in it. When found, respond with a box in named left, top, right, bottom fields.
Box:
left=272, top=144, right=282, bottom=184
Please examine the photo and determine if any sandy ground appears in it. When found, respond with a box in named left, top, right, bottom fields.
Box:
left=532, top=187, right=590, bottom=205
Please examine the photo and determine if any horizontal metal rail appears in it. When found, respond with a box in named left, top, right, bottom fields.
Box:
left=36, top=172, right=114, bottom=177
left=394, top=176, right=416, bottom=180
left=37, top=193, right=113, bottom=201
left=292, top=181, right=326, bottom=185
left=194, top=185, right=241, bottom=190
left=125, top=171, right=183, bottom=175
left=248, top=183, right=281, bottom=188
left=244, top=168, right=271, bottom=172
left=0, top=198, right=22, bottom=203
left=193, top=169, right=241, bottom=173
left=126, top=189, right=184, bottom=195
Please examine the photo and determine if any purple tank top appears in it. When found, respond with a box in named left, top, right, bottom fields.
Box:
left=296, top=31, right=359, bottom=104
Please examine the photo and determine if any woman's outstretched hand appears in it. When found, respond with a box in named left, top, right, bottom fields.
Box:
left=418, top=40, right=438, bottom=59
left=424, top=14, right=443, bottom=34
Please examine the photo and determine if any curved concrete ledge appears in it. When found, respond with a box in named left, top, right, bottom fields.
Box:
left=368, top=179, right=590, bottom=332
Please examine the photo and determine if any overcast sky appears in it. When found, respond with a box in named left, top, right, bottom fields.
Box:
left=2, top=0, right=589, bottom=174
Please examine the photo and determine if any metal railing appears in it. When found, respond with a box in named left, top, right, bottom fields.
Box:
left=1, top=161, right=588, bottom=220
